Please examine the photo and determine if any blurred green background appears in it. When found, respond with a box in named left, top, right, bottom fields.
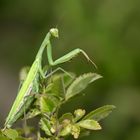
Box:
left=0, top=0, right=140, bottom=139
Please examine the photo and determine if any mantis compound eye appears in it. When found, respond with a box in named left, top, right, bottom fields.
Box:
left=50, top=28, right=59, bottom=38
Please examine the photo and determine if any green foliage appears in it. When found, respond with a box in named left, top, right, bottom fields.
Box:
left=2, top=129, right=18, bottom=140
left=83, top=105, right=116, bottom=121
left=40, top=118, right=52, bottom=136
left=77, top=120, right=101, bottom=130
left=0, top=129, right=30, bottom=140
left=1, top=1, right=139, bottom=139
left=1, top=71, right=115, bottom=139
left=65, top=73, right=102, bottom=100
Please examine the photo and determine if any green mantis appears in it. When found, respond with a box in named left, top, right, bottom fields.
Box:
left=4, top=28, right=95, bottom=129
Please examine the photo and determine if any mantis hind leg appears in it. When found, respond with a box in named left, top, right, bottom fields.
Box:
left=45, top=67, right=74, bottom=79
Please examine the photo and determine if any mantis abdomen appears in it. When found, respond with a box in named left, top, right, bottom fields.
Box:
left=5, top=59, right=40, bottom=128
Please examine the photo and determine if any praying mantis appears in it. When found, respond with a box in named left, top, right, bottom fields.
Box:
left=4, top=28, right=96, bottom=129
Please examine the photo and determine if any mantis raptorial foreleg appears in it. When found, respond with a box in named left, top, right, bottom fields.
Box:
left=47, top=41, right=97, bottom=68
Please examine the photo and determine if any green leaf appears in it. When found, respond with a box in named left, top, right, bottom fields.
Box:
left=39, top=118, right=52, bottom=136
left=46, top=73, right=75, bottom=95
left=0, top=131, right=10, bottom=140
left=77, top=120, right=101, bottom=130
left=25, top=108, right=41, bottom=119
left=45, top=83, right=53, bottom=93
left=3, top=129, right=18, bottom=140
left=49, top=75, right=65, bottom=98
left=48, top=72, right=75, bottom=88
left=62, top=73, right=76, bottom=87
left=0, top=135, right=10, bottom=140
left=65, top=73, right=102, bottom=100
left=39, top=96, right=56, bottom=113
left=83, top=105, right=116, bottom=121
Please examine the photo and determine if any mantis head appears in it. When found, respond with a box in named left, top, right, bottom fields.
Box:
left=50, top=28, right=59, bottom=38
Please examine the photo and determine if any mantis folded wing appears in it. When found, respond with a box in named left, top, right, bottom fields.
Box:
left=4, top=28, right=96, bottom=129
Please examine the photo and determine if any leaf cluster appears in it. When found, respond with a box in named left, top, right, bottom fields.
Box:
left=1, top=72, right=115, bottom=140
